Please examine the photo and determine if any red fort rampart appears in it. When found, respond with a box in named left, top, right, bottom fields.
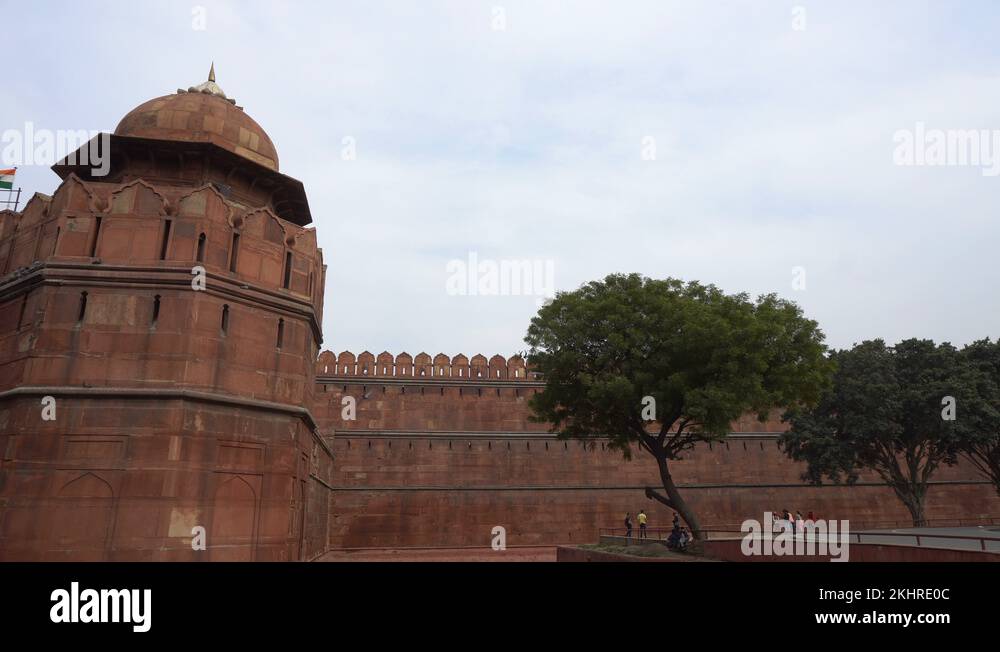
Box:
left=314, top=350, right=1000, bottom=549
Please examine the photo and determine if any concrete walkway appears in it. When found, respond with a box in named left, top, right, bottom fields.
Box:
left=855, top=526, right=1000, bottom=552
left=315, top=546, right=558, bottom=562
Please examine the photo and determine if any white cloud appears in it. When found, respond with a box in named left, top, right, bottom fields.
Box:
left=3, top=0, right=999, bottom=356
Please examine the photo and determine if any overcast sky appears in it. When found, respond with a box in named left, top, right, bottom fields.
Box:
left=3, top=1, right=999, bottom=358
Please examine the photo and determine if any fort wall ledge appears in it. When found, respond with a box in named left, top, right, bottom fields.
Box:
left=0, top=262, right=323, bottom=342
left=0, top=385, right=326, bottom=443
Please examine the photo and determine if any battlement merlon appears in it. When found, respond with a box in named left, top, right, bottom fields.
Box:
left=315, top=350, right=539, bottom=381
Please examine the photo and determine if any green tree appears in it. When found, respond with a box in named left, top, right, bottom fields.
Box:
left=957, top=339, right=1000, bottom=496
left=781, top=339, right=974, bottom=526
left=524, top=273, right=832, bottom=539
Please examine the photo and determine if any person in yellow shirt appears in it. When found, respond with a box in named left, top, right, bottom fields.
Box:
left=638, top=510, right=648, bottom=539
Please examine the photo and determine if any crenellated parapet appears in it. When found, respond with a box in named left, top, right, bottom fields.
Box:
left=316, top=350, right=538, bottom=381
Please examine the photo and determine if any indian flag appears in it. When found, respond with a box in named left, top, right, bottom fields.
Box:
left=0, top=168, right=15, bottom=190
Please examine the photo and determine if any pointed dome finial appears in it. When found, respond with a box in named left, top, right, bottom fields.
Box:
left=184, top=63, right=230, bottom=102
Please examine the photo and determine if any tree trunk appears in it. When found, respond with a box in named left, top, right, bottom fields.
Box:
left=645, top=455, right=704, bottom=540
left=895, top=485, right=928, bottom=527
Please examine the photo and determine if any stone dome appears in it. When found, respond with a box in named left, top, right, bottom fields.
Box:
left=114, top=67, right=279, bottom=171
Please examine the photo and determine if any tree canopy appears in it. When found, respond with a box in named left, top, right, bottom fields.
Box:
left=956, top=338, right=1000, bottom=496
left=781, top=338, right=978, bottom=526
left=525, top=273, right=832, bottom=537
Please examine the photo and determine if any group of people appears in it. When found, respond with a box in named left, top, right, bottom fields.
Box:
left=619, top=507, right=823, bottom=550
left=623, top=510, right=693, bottom=551
left=623, top=510, right=647, bottom=539
left=774, top=509, right=819, bottom=533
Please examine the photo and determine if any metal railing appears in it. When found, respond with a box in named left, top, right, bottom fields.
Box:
left=600, top=526, right=705, bottom=540
left=600, top=523, right=1000, bottom=553
left=631, top=515, right=1000, bottom=534
left=1, top=187, right=21, bottom=212
left=845, top=516, right=1000, bottom=530
left=848, top=530, right=1000, bottom=553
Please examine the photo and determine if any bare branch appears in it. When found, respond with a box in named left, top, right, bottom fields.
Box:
left=644, top=487, right=676, bottom=510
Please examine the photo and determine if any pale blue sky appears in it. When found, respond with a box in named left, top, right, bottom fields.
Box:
left=3, top=1, right=999, bottom=357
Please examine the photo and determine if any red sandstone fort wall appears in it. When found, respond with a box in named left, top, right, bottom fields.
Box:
left=0, top=394, right=333, bottom=561
left=316, top=350, right=1000, bottom=549
left=325, top=436, right=999, bottom=548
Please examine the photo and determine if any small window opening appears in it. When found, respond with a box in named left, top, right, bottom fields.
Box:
left=159, top=220, right=172, bottom=260
left=89, top=217, right=102, bottom=257
left=283, top=251, right=293, bottom=289
left=228, top=233, right=240, bottom=272
left=77, top=292, right=88, bottom=324
left=17, top=296, right=28, bottom=330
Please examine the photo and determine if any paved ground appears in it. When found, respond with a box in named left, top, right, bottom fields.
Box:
left=315, top=546, right=558, bottom=562
left=855, top=526, right=1000, bottom=552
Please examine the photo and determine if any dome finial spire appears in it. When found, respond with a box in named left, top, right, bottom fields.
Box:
left=185, top=63, right=229, bottom=101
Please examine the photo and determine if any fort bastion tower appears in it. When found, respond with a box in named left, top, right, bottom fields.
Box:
left=0, top=69, right=335, bottom=561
